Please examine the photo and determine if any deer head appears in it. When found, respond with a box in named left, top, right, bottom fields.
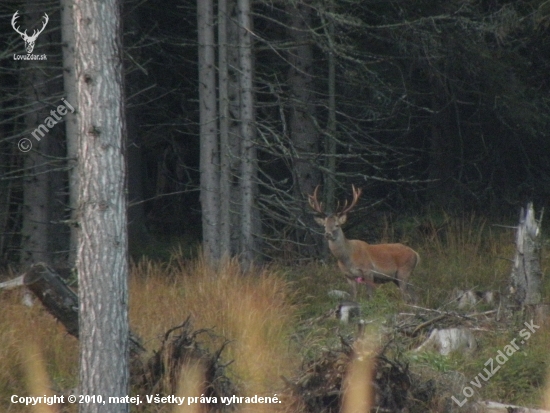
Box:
left=308, top=185, right=362, bottom=241
left=12, top=11, right=49, bottom=54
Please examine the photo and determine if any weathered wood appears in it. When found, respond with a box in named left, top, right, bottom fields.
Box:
left=477, top=400, right=550, bottom=413
left=0, top=275, right=25, bottom=290
left=24, top=263, right=80, bottom=336
left=23, top=263, right=145, bottom=377
left=510, top=203, right=543, bottom=307
left=414, top=327, right=477, bottom=355
left=528, top=303, right=550, bottom=327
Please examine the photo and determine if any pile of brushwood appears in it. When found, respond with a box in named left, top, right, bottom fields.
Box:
left=282, top=335, right=437, bottom=413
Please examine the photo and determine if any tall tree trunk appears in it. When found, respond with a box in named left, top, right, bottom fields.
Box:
left=219, top=0, right=231, bottom=257
left=73, top=0, right=129, bottom=411
left=238, top=0, right=259, bottom=268
left=286, top=1, right=322, bottom=254
left=20, top=5, right=51, bottom=267
left=325, top=7, right=337, bottom=215
left=61, top=0, right=79, bottom=266
left=287, top=1, right=320, bottom=198
left=198, top=0, right=220, bottom=263
left=227, top=0, right=243, bottom=256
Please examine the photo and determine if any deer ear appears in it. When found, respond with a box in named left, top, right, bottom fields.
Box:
left=314, top=216, right=325, bottom=226
left=337, top=214, right=347, bottom=225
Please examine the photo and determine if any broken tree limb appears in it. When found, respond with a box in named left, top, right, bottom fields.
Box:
left=22, top=263, right=146, bottom=380
left=0, top=275, right=25, bottom=290
left=24, top=263, right=80, bottom=336
left=477, top=400, right=550, bottom=413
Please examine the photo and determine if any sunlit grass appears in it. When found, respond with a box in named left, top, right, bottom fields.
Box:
left=0, top=290, right=78, bottom=413
left=411, top=215, right=517, bottom=308
left=130, top=253, right=299, bottom=404
left=0, top=214, right=549, bottom=412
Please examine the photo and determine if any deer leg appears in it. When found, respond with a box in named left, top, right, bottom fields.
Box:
left=364, top=273, right=375, bottom=299
left=354, top=271, right=375, bottom=299
left=346, top=277, right=358, bottom=300
left=396, top=270, right=414, bottom=302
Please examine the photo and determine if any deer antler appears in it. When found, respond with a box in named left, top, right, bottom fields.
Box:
left=308, top=185, right=325, bottom=215
left=338, top=185, right=362, bottom=216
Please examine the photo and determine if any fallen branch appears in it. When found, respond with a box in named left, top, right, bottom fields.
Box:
left=0, top=275, right=25, bottom=290
left=477, top=400, right=550, bottom=413
left=22, top=263, right=146, bottom=380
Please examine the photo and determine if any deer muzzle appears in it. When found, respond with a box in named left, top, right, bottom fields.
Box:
left=324, top=231, right=337, bottom=241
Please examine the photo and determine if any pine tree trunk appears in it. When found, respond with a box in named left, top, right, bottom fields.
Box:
left=238, top=0, right=259, bottom=268
left=286, top=1, right=322, bottom=255
left=20, top=4, right=52, bottom=267
left=61, top=0, right=79, bottom=266
left=198, top=0, right=220, bottom=263
left=73, top=0, right=129, bottom=410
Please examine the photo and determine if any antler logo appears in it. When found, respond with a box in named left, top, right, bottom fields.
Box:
left=11, top=11, right=49, bottom=54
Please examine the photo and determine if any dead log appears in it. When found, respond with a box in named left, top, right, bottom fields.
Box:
left=24, top=263, right=80, bottom=336
left=477, top=400, right=550, bottom=413
left=23, top=263, right=146, bottom=379
left=0, top=275, right=25, bottom=289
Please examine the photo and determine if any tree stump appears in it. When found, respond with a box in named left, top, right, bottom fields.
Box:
left=509, top=203, right=544, bottom=309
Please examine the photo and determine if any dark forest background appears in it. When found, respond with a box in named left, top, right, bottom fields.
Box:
left=1, top=0, right=549, bottom=268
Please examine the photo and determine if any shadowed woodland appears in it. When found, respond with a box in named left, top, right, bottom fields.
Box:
left=1, top=0, right=550, bottom=412
left=1, top=0, right=549, bottom=265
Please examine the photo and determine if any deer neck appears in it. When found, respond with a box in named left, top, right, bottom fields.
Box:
left=327, top=230, right=353, bottom=265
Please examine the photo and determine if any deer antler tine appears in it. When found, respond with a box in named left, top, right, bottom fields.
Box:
left=352, top=184, right=362, bottom=201
left=339, top=184, right=362, bottom=216
left=308, top=185, right=325, bottom=215
left=340, top=199, right=347, bottom=213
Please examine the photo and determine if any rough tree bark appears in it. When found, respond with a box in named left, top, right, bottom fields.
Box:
left=286, top=1, right=322, bottom=255
left=219, top=0, right=244, bottom=258
left=20, top=5, right=52, bottom=267
left=287, top=1, right=320, bottom=199
left=238, top=0, right=260, bottom=267
left=61, top=0, right=79, bottom=266
left=198, top=0, right=221, bottom=264
left=218, top=0, right=231, bottom=257
left=73, top=0, right=129, bottom=410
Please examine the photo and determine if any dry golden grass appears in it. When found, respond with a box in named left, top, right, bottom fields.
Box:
left=21, top=342, right=59, bottom=413
left=0, top=290, right=78, bottom=413
left=129, top=253, right=299, bottom=412
left=340, top=328, right=379, bottom=413
left=1, top=255, right=298, bottom=413
left=1, top=215, right=550, bottom=412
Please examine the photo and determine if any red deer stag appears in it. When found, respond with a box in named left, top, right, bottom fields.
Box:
left=309, top=185, right=419, bottom=301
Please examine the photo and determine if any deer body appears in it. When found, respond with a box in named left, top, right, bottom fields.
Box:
left=310, top=186, right=419, bottom=300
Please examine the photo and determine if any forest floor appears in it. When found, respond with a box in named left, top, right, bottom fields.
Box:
left=1, top=214, right=550, bottom=412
